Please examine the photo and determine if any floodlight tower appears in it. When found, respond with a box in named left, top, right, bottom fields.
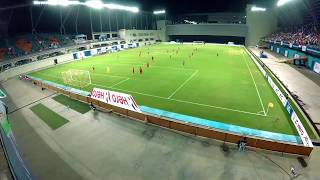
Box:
left=32, top=0, right=140, bottom=38
left=153, top=10, right=166, bottom=29
left=246, top=4, right=277, bottom=46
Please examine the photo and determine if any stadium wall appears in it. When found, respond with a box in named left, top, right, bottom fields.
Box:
left=245, top=5, right=278, bottom=46
left=118, top=29, right=165, bottom=42
left=168, top=35, right=246, bottom=44
left=0, top=54, right=73, bottom=81
left=166, top=23, right=247, bottom=37
left=268, top=42, right=320, bottom=73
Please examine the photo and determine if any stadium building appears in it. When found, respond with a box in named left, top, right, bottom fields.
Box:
left=0, top=0, right=320, bottom=179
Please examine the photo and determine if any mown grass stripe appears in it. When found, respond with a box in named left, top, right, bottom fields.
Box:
left=30, top=103, right=69, bottom=130
left=52, top=94, right=91, bottom=114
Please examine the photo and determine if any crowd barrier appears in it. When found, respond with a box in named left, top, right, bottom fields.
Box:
left=265, top=40, right=320, bottom=75
left=245, top=48, right=314, bottom=148
left=29, top=77, right=313, bottom=156
left=0, top=100, right=33, bottom=179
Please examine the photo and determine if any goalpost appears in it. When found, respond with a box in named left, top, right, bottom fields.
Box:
left=61, top=69, right=91, bottom=88
left=192, top=41, right=205, bottom=45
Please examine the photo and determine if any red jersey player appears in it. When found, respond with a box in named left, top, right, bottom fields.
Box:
left=132, top=67, right=135, bottom=75
left=139, top=67, right=143, bottom=75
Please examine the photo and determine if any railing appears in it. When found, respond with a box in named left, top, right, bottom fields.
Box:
left=0, top=101, right=34, bottom=180
left=262, top=40, right=320, bottom=57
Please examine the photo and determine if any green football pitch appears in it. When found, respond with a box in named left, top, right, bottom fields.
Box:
left=28, top=44, right=315, bottom=138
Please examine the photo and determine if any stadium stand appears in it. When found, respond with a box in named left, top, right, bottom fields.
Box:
left=264, top=23, right=320, bottom=49
left=0, top=33, right=74, bottom=61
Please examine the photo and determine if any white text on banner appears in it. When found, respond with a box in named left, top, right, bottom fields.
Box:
left=291, top=112, right=313, bottom=147
left=313, top=62, right=320, bottom=74
left=91, top=87, right=141, bottom=112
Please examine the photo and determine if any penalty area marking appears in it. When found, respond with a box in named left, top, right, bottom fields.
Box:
left=241, top=50, right=266, bottom=116
left=167, top=70, right=199, bottom=99
left=109, top=78, right=130, bottom=88
left=34, top=69, right=267, bottom=117
left=91, top=83, right=267, bottom=117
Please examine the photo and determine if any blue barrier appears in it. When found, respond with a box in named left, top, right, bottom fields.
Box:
left=29, top=76, right=90, bottom=96
left=140, top=105, right=302, bottom=144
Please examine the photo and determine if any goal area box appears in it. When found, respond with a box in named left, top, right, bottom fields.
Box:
left=61, top=69, right=91, bottom=88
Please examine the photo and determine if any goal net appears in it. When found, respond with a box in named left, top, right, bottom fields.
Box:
left=61, top=69, right=91, bottom=88
left=192, top=41, right=205, bottom=45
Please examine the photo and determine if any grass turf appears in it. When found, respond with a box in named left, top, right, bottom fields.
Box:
left=30, top=103, right=69, bottom=130
left=52, top=94, right=91, bottom=114
left=28, top=44, right=316, bottom=138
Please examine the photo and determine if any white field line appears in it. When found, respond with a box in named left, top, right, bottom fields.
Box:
left=167, top=70, right=199, bottom=99
left=170, top=98, right=267, bottom=117
left=92, top=83, right=166, bottom=99
left=35, top=72, right=128, bottom=88
left=105, top=63, right=196, bottom=71
left=91, top=83, right=266, bottom=117
left=35, top=67, right=266, bottom=117
left=89, top=72, right=128, bottom=79
left=241, top=50, right=266, bottom=116
left=109, top=77, right=130, bottom=88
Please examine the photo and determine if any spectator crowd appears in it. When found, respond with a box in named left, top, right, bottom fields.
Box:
left=0, top=33, right=74, bottom=61
left=264, top=23, right=320, bottom=49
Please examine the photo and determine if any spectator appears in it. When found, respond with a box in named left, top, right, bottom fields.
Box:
left=264, top=23, right=320, bottom=49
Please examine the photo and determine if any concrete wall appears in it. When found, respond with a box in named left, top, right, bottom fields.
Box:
left=0, top=53, right=73, bottom=81
left=118, top=29, right=162, bottom=43
left=166, top=23, right=247, bottom=37
left=156, top=20, right=169, bottom=42
left=245, top=4, right=278, bottom=46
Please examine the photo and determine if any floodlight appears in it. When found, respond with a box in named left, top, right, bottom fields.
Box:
left=85, top=0, right=104, bottom=9
left=277, top=0, right=293, bottom=7
left=105, top=3, right=139, bottom=13
left=153, top=10, right=166, bottom=15
left=33, top=0, right=139, bottom=13
left=65, top=0, right=80, bottom=5
left=33, top=0, right=80, bottom=6
left=251, top=6, right=266, bottom=12
left=33, top=1, right=45, bottom=5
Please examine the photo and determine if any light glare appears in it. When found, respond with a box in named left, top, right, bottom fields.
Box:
left=105, top=3, right=139, bottom=13
left=153, top=10, right=166, bottom=14
left=277, top=0, right=293, bottom=7
left=33, top=0, right=80, bottom=6
left=251, top=6, right=266, bottom=12
left=33, top=0, right=139, bottom=13
left=85, top=0, right=103, bottom=9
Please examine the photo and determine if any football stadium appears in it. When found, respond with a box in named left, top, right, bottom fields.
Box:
left=0, top=0, right=320, bottom=179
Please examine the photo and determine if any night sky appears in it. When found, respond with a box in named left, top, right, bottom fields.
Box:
left=1, top=0, right=276, bottom=13
left=0, top=0, right=280, bottom=36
